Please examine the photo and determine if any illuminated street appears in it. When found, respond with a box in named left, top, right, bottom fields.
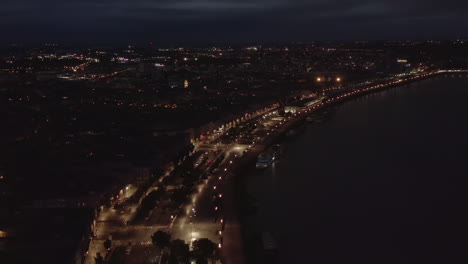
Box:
left=80, top=70, right=461, bottom=264
left=2, top=1, right=468, bottom=261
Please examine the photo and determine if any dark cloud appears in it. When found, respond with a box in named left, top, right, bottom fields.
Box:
left=0, top=0, right=467, bottom=44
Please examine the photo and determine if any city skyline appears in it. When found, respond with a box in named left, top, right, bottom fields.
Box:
left=2, top=1, right=468, bottom=263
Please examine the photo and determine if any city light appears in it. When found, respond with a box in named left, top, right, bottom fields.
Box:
left=0, top=231, right=8, bottom=238
left=2, top=36, right=463, bottom=264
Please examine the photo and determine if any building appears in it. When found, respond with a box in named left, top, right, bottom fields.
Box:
left=284, top=97, right=324, bottom=114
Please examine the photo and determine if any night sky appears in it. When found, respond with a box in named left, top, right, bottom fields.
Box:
left=2, top=0, right=468, bottom=44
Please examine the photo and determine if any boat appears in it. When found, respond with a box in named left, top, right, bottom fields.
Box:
left=256, top=144, right=282, bottom=169
left=255, top=153, right=274, bottom=169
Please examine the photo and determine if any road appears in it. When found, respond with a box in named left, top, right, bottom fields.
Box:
left=85, top=71, right=441, bottom=264
left=170, top=146, right=248, bottom=262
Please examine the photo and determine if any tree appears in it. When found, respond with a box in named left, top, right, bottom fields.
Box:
left=170, top=239, right=190, bottom=264
left=104, top=239, right=112, bottom=251
left=192, top=238, right=216, bottom=259
left=278, top=109, right=286, bottom=116
left=142, top=189, right=165, bottom=210
left=135, top=189, right=165, bottom=221
left=171, top=187, right=189, bottom=205
left=195, top=256, right=208, bottom=264
left=152, top=230, right=171, bottom=249
left=94, top=252, right=104, bottom=264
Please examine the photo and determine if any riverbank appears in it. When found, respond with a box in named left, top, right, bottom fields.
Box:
left=233, top=70, right=467, bottom=263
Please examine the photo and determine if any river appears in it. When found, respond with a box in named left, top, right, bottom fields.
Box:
left=242, top=75, right=468, bottom=264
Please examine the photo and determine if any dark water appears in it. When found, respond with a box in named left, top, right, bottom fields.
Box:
left=245, top=76, right=468, bottom=264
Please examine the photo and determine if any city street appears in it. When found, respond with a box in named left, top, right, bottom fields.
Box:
left=84, top=71, right=440, bottom=264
